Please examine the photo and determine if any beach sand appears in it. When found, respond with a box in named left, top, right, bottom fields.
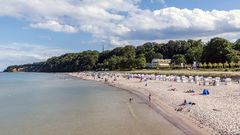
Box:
left=69, top=72, right=240, bottom=135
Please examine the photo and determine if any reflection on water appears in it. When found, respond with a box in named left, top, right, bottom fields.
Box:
left=0, top=73, right=185, bottom=135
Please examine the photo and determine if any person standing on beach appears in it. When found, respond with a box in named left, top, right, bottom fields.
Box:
left=148, top=93, right=151, bottom=102
left=145, top=79, right=148, bottom=86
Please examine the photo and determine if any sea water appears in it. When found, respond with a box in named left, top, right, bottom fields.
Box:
left=0, top=73, right=185, bottom=135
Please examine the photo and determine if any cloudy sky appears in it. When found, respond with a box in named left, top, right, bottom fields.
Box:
left=0, top=0, right=240, bottom=71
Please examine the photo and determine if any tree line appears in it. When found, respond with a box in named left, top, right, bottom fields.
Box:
left=4, top=37, right=240, bottom=72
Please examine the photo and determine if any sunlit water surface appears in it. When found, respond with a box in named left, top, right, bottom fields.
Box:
left=0, top=73, right=185, bottom=135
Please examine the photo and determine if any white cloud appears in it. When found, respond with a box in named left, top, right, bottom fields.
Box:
left=194, top=32, right=240, bottom=43
left=110, top=37, right=130, bottom=46
left=0, top=1, right=240, bottom=46
left=0, top=43, right=69, bottom=71
left=30, top=20, right=78, bottom=33
left=121, top=7, right=240, bottom=42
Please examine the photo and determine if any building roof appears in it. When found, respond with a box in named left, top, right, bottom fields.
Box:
left=152, top=59, right=171, bottom=63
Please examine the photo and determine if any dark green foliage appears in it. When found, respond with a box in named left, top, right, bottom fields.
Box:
left=4, top=37, right=240, bottom=72
left=226, top=50, right=240, bottom=63
left=135, top=54, right=146, bottom=69
left=202, top=37, right=233, bottom=63
left=171, top=54, right=186, bottom=65
left=136, top=42, right=163, bottom=62
left=97, top=50, right=111, bottom=63
left=233, top=39, right=240, bottom=51
left=160, top=40, right=188, bottom=58
left=5, top=51, right=99, bottom=72
left=185, top=40, right=204, bottom=63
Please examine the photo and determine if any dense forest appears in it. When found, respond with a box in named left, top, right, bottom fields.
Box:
left=4, top=37, right=240, bottom=72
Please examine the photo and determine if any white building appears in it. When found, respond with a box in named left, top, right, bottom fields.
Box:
left=149, top=59, right=171, bottom=68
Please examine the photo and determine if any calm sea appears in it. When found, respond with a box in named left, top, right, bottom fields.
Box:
left=0, top=73, right=184, bottom=135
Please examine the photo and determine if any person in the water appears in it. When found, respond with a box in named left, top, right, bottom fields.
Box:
left=129, top=97, right=133, bottom=103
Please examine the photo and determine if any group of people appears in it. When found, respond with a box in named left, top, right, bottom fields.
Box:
left=175, top=99, right=196, bottom=112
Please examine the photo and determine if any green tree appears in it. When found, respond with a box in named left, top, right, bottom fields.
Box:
left=229, top=62, right=235, bottom=68
left=125, top=57, right=136, bottom=70
left=203, top=62, right=207, bottom=69
left=98, top=50, right=111, bottom=63
left=135, top=55, right=146, bottom=69
left=136, top=43, right=155, bottom=62
left=208, top=63, right=213, bottom=69
left=213, top=63, right=218, bottom=68
left=107, top=55, right=122, bottom=70
left=103, top=60, right=109, bottom=69
left=76, top=51, right=99, bottom=71
left=122, top=45, right=136, bottom=59
left=8, top=38, right=240, bottom=72
left=236, top=61, right=240, bottom=68
left=202, top=37, right=233, bottom=63
left=223, top=62, right=229, bottom=68
left=171, top=54, right=186, bottom=65
left=198, top=63, right=203, bottom=68
left=226, top=50, right=240, bottom=63
left=233, top=39, right=240, bottom=51
left=162, top=40, right=189, bottom=58
left=185, top=40, right=204, bottom=63
left=119, top=57, right=128, bottom=69
left=218, top=63, right=223, bottom=68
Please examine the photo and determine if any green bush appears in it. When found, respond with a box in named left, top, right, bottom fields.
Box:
left=198, top=63, right=203, bottom=68
left=208, top=63, right=213, bottom=69
left=218, top=63, right=223, bottom=68
left=203, top=62, right=207, bottom=69
left=229, top=62, right=235, bottom=68
left=223, top=62, right=229, bottom=68
left=213, top=63, right=218, bottom=68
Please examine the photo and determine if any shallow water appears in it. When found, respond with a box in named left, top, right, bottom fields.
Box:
left=0, top=73, right=185, bottom=135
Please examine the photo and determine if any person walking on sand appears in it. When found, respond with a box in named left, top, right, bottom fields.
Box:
left=148, top=93, right=151, bottom=102
left=145, top=79, right=148, bottom=86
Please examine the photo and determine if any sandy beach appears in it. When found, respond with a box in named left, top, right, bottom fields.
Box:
left=69, top=72, right=240, bottom=135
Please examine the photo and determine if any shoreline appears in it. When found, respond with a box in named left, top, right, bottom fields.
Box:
left=69, top=72, right=211, bottom=135
left=110, top=83, right=209, bottom=135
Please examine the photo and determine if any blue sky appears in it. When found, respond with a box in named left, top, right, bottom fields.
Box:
left=0, top=0, right=240, bottom=70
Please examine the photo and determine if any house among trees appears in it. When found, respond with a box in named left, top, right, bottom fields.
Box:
left=149, top=59, right=171, bottom=68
